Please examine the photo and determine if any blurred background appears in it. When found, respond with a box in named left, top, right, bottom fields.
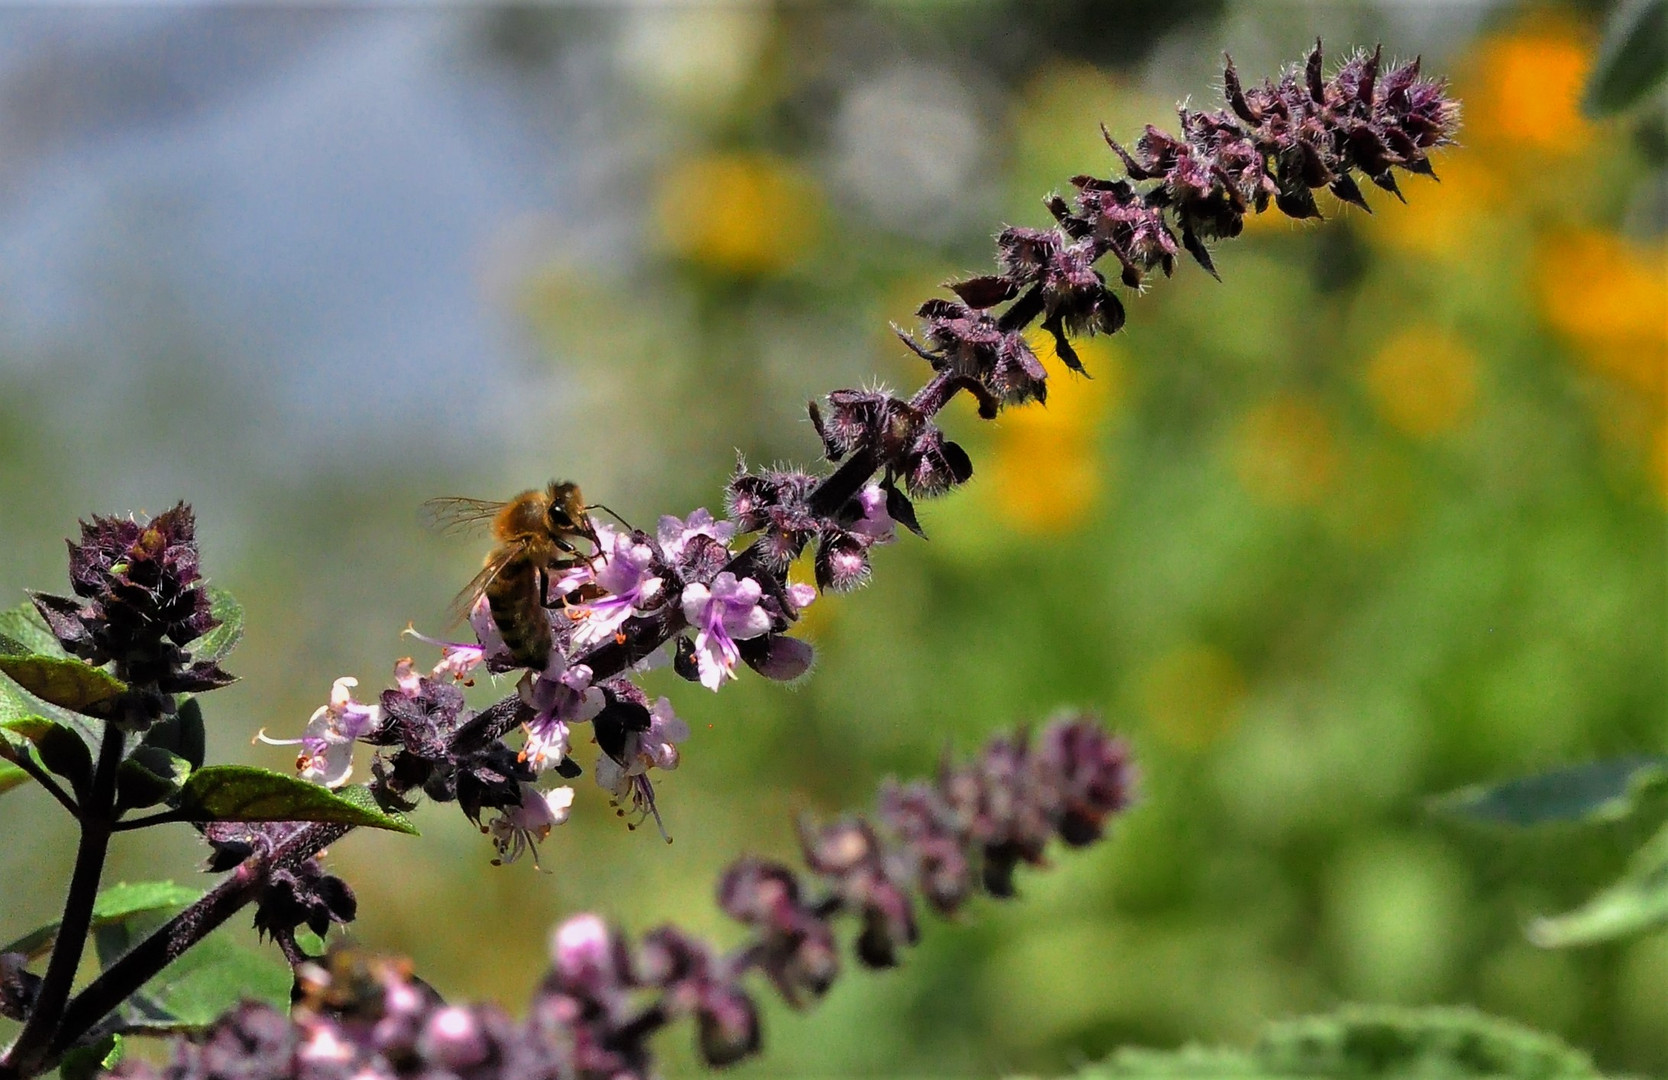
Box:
left=0, top=1, right=1664, bottom=1075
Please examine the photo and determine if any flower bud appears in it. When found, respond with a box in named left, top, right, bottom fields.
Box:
left=697, top=984, right=762, bottom=1066
left=550, top=914, right=630, bottom=994
left=904, top=428, right=973, bottom=497
left=418, top=1006, right=491, bottom=1070
left=814, top=530, right=871, bottom=591
left=739, top=633, right=816, bottom=682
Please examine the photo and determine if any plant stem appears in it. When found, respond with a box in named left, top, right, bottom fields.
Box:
left=0, top=724, right=124, bottom=1080
left=47, top=822, right=350, bottom=1058
left=109, top=809, right=190, bottom=833
left=44, top=865, right=260, bottom=1062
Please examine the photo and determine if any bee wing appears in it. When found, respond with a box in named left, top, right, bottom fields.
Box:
left=442, top=541, right=528, bottom=627
left=420, top=496, right=508, bottom=537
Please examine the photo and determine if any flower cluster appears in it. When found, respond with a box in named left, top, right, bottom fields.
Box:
left=201, top=821, right=358, bottom=959
left=280, top=504, right=829, bottom=861
left=27, top=504, right=233, bottom=728
left=715, top=43, right=1457, bottom=589
left=904, top=42, right=1458, bottom=392
left=263, top=42, right=1454, bottom=869
left=112, top=714, right=1133, bottom=1080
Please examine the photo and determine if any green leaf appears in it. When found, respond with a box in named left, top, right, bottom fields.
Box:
left=129, top=932, right=290, bottom=1027
left=1528, top=819, right=1668, bottom=947
left=293, top=928, right=328, bottom=957
left=115, top=747, right=191, bottom=812
left=0, top=663, right=99, bottom=747
left=87, top=900, right=287, bottom=1032
left=1, top=717, right=93, bottom=797
left=0, top=655, right=126, bottom=717
left=93, top=882, right=203, bottom=921
left=1075, top=1005, right=1604, bottom=1078
left=332, top=782, right=416, bottom=833
left=0, top=759, right=30, bottom=796
left=190, top=587, right=244, bottom=666
left=1, top=881, right=201, bottom=960
left=107, top=992, right=191, bottom=1035
left=57, top=1033, right=121, bottom=1080
left=142, top=698, right=206, bottom=772
left=1585, top=0, right=1668, bottom=116
left=1429, top=756, right=1668, bottom=826
left=0, top=602, right=67, bottom=658
left=176, top=768, right=419, bottom=834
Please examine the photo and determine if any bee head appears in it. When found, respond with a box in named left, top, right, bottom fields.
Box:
left=545, top=481, right=591, bottom=539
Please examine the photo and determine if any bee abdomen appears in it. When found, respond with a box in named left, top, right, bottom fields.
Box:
left=486, top=557, right=551, bottom=669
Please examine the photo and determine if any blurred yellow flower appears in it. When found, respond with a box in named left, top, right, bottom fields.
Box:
left=1467, top=21, right=1594, bottom=152
left=1364, top=325, right=1480, bottom=438
left=985, top=335, right=1122, bottom=534
left=1536, top=228, right=1667, bottom=499
left=1140, top=643, right=1246, bottom=751
left=1368, top=19, right=1598, bottom=261
left=655, top=151, right=823, bottom=276
left=1536, top=228, right=1668, bottom=400
left=1231, top=393, right=1341, bottom=507
left=1363, top=151, right=1498, bottom=260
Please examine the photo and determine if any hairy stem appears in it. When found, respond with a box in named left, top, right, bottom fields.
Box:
left=47, top=822, right=352, bottom=1058
left=1, top=726, right=124, bottom=1080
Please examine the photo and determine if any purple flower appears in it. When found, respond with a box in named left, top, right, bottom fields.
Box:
left=402, top=623, right=487, bottom=684
left=596, top=697, right=688, bottom=842
left=487, top=783, right=575, bottom=867
left=466, top=594, right=513, bottom=668
left=596, top=696, right=686, bottom=790
left=570, top=531, right=664, bottom=650
left=257, top=676, right=383, bottom=788
left=658, top=507, right=736, bottom=562
left=637, top=927, right=762, bottom=1066
left=550, top=914, right=628, bottom=992
left=30, top=502, right=234, bottom=708
left=297, top=1021, right=353, bottom=1065
left=392, top=657, right=423, bottom=697
left=519, top=661, right=603, bottom=773
left=850, top=484, right=898, bottom=543
left=418, top=1007, right=491, bottom=1070
left=680, top=573, right=774, bottom=690
left=723, top=463, right=822, bottom=570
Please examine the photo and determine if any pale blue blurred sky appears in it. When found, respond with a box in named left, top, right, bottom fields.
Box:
left=0, top=8, right=611, bottom=470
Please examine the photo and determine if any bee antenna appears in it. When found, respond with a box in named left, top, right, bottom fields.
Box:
left=586, top=502, right=635, bottom=531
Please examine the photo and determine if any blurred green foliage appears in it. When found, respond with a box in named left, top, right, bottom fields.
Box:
left=0, top=2, right=1664, bottom=1078
left=1080, top=1005, right=1613, bottom=1078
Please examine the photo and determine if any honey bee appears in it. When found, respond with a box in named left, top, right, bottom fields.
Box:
left=423, top=481, right=600, bottom=669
